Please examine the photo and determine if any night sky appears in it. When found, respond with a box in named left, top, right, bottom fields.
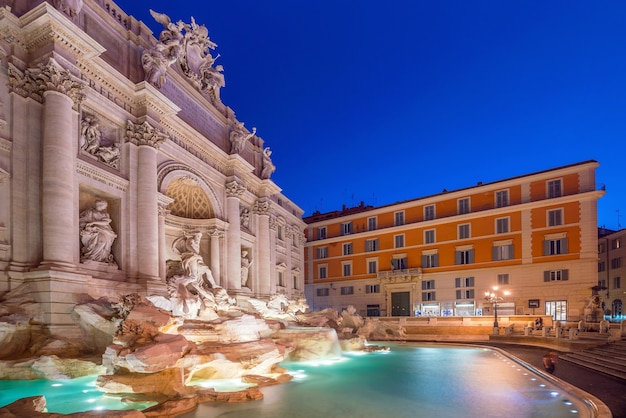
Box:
left=116, top=0, right=626, bottom=229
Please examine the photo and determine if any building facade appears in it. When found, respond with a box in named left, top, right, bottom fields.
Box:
left=304, top=161, right=603, bottom=323
left=598, top=227, right=625, bottom=322
left=0, top=1, right=305, bottom=337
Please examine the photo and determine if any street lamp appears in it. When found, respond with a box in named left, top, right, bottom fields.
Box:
left=484, top=286, right=510, bottom=335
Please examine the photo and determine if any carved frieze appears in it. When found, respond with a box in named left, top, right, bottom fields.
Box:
left=80, top=113, right=120, bottom=169
left=125, top=120, right=169, bottom=149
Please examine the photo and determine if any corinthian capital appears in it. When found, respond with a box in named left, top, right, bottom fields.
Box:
left=225, top=180, right=245, bottom=197
left=33, top=59, right=85, bottom=106
left=126, top=120, right=169, bottom=149
left=253, top=199, right=270, bottom=215
left=8, top=60, right=84, bottom=106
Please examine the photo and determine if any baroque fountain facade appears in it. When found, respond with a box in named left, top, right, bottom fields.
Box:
left=0, top=1, right=407, bottom=415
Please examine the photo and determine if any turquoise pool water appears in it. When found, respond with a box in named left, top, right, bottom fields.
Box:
left=184, top=344, right=595, bottom=418
left=0, top=344, right=598, bottom=417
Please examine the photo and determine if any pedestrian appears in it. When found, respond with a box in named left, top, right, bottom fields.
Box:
left=542, top=351, right=558, bottom=373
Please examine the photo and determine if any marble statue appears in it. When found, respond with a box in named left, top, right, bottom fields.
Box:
left=229, top=121, right=256, bottom=154
left=172, top=231, right=218, bottom=289
left=241, top=250, right=252, bottom=287
left=240, top=207, right=250, bottom=229
left=80, top=115, right=120, bottom=169
left=261, top=147, right=276, bottom=179
left=144, top=10, right=225, bottom=98
left=79, top=199, right=117, bottom=266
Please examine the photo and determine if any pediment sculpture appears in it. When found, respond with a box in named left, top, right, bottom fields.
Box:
left=143, top=10, right=225, bottom=101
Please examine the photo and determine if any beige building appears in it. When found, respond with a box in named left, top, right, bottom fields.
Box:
left=0, top=1, right=305, bottom=337
left=304, top=161, right=604, bottom=324
left=598, top=227, right=626, bottom=321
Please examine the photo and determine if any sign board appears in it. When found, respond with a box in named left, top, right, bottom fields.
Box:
left=528, top=299, right=540, bottom=309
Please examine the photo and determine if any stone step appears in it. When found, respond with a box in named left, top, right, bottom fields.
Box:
left=560, top=355, right=626, bottom=381
left=565, top=351, right=626, bottom=369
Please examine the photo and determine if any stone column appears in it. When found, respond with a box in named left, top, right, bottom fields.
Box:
left=157, top=206, right=171, bottom=279
left=225, top=180, right=245, bottom=290
left=254, top=199, right=271, bottom=296
left=126, top=121, right=167, bottom=280
left=36, top=62, right=84, bottom=269
left=208, top=227, right=223, bottom=286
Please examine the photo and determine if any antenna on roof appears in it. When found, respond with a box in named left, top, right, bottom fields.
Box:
left=618, top=209, right=622, bottom=229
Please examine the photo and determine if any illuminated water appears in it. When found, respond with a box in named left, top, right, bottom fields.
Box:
left=184, top=344, right=593, bottom=418
left=0, top=344, right=596, bottom=417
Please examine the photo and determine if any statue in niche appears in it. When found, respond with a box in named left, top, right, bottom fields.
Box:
left=261, top=147, right=276, bottom=179
left=240, top=207, right=250, bottom=229
left=229, top=121, right=256, bottom=154
left=241, top=249, right=253, bottom=287
left=80, top=115, right=120, bottom=169
left=79, top=199, right=117, bottom=266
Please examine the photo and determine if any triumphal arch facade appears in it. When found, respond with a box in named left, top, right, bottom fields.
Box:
left=0, top=0, right=306, bottom=337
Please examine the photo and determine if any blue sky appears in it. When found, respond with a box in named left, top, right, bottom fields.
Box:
left=117, top=1, right=626, bottom=230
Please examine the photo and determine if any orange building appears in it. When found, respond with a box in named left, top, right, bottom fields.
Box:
left=303, top=161, right=604, bottom=323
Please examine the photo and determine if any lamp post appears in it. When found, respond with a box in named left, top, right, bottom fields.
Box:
left=485, top=286, right=510, bottom=335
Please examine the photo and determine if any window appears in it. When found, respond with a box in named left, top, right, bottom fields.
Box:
left=421, top=253, right=439, bottom=268
left=497, top=273, right=509, bottom=285
left=367, top=304, right=380, bottom=316
left=496, top=190, right=509, bottom=208
left=424, top=205, right=435, bottom=221
left=365, top=239, right=379, bottom=252
left=368, top=217, right=377, bottom=231
left=458, top=224, right=470, bottom=239
left=599, top=242, right=606, bottom=253
left=493, top=244, right=514, bottom=261
left=391, top=257, right=407, bottom=270
left=343, top=263, right=352, bottom=276
left=611, top=257, right=622, bottom=269
left=544, top=269, right=569, bottom=282
left=365, top=284, right=380, bottom=293
left=340, top=286, right=354, bottom=295
left=614, top=276, right=622, bottom=289
left=455, top=249, right=474, bottom=265
left=278, top=271, right=284, bottom=287
left=293, top=275, right=298, bottom=289
left=341, top=222, right=353, bottom=236
left=598, top=261, right=605, bottom=272
left=316, top=288, right=329, bottom=297
left=598, top=279, right=606, bottom=288
left=547, top=179, right=562, bottom=198
left=424, top=229, right=435, bottom=244
left=456, top=289, right=475, bottom=299
left=367, top=260, right=377, bottom=274
left=543, top=238, right=568, bottom=255
left=496, top=218, right=509, bottom=234
left=318, top=265, right=327, bottom=279
left=548, top=209, right=563, bottom=226
left=422, top=280, right=435, bottom=290
left=395, top=211, right=405, bottom=226
left=455, top=276, right=475, bottom=288
left=394, top=234, right=405, bottom=248
left=458, top=198, right=470, bottom=215
left=318, top=227, right=327, bottom=240
left=316, top=247, right=328, bottom=259
left=612, top=238, right=622, bottom=249
left=546, top=300, right=567, bottom=321
left=343, top=243, right=353, bottom=255
left=277, top=225, right=283, bottom=240
left=422, top=292, right=436, bottom=301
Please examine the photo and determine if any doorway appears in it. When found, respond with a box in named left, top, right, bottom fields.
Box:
left=391, top=292, right=410, bottom=316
